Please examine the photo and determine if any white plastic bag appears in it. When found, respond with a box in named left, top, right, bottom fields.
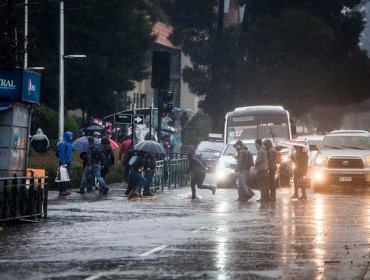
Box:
left=55, top=165, right=70, bottom=182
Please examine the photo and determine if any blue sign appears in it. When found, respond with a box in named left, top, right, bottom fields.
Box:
left=0, top=68, right=41, bottom=104
left=21, top=70, right=41, bottom=104
left=0, top=68, right=22, bottom=100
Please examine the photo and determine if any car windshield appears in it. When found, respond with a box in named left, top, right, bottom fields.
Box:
left=321, top=135, right=370, bottom=150
left=195, top=141, right=225, bottom=158
left=223, top=142, right=257, bottom=156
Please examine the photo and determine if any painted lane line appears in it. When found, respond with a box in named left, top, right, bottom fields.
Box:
left=84, top=273, right=103, bottom=280
left=139, top=245, right=169, bottom=257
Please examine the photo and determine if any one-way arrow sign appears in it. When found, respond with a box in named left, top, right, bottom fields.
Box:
left=134, top=114, right=144, bottom=124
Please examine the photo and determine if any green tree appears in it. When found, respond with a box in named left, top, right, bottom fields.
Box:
left=27, top=0, right=165, bottom=118
left=164, top=0, right=370, bottom=128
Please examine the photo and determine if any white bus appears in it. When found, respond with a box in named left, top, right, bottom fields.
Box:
left=224, top=105, right=294, bottom=144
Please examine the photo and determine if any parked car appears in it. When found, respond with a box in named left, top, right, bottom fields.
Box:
left=312, top=130, right=370, bottom=192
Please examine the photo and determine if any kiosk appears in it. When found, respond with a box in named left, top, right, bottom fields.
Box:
left=0, top=68, right=47, bottom=222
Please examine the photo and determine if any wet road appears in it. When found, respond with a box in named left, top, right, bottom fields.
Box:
left=0, top=185, right=370, bottom=280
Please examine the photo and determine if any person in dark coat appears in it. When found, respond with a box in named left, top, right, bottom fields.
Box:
left=100, top=136, right=115, bottom=178
left=186, top=148, right=216, bottom=199
left=142, top=152, right=156, bottom=196
left=263, top=139, right=278, bottom=202
left=255, top=138, right=269, bottom=202
left=291, top=145, right=308, bottom=200
left=234, top=140, right=255, bottom=202
left=30, top=128, right=50, bottom=154
left=127, top=150, right=147, bottom=199
left=77, top=136, right=109, bottom=195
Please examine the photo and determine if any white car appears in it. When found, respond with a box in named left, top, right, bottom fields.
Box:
left=216, top=140, right=257, bottom=188
left=216, top=139, right=292, bottom=188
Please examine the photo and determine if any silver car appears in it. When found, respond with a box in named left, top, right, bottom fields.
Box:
left=312, top=130, right=370, bottom=192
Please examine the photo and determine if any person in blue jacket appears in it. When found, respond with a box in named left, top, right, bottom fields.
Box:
left=58, top=131, right=73, bottom=196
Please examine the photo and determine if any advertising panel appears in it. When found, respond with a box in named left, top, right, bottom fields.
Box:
left=0, top=68, right=22, bottom=100
left=21, top=70, right=41, bottom=104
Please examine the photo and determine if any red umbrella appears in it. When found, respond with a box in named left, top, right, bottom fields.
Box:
left=109, top=139, right=119, bottom=150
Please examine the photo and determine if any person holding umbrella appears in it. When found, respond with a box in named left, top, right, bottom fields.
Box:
left=291, top=145, right=308, bottom=201
left=77, top=136, right=109, bottom=195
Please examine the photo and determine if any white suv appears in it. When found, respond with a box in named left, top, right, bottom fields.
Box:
left=312, top=130, right=370, bottom=191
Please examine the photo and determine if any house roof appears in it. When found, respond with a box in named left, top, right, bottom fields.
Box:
left=153, top=22, right=181, bottom=49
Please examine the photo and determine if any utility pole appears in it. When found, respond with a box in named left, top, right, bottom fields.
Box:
left=24, top=0, right=28, bottom=69
left=58, top=1, right=64, bottom=141
left=218, top=0, right=224, bottom=31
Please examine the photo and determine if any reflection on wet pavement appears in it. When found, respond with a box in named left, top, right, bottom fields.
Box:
left=0, top=185, right=369, bottom=279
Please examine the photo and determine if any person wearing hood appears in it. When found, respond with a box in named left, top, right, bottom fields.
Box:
left=263, top=139, right=277, bottom=202
left=100, top=136, right=115, bottom=178
left=234, top=140, right=255, bottom=202
left=30, top=128, right=50, bottom=154
left=57, top=131, right=73, bottom=196
left=186, top=148, right=216, bottom=199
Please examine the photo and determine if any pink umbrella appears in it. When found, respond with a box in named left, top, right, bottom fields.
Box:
left=280, top=139, right=308, bottom=147
left=109, top=139, right=119, bottom=150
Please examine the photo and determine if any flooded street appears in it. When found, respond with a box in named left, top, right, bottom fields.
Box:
left=0, top=185, right=370, bottom=279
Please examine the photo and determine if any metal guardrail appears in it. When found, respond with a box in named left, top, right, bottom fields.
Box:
left=150, top=153, right=189, bottom=192
left=0, top=175, right=48, bottom=222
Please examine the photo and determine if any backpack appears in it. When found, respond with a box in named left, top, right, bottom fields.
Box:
left=274, top=150, right=282, bottom=164
left=91, top=145, right=105, bottom=162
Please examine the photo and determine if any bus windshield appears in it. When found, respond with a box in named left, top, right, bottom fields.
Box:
left=226, top=113, right=290, bottom=143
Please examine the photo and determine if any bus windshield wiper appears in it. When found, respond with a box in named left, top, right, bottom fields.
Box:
left=342, top=146, right=365, bottom=150
left=323, top=145, right=341, bottom=150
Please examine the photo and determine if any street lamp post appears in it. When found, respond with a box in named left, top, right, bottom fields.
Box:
left=59, top=1, right=86, bottom=141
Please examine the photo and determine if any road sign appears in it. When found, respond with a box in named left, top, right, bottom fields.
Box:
left=114, top=113, right=144, bottom=125
left=114, top=114, right=132, bottom=124
left=134, top=114, right=144, bottom=124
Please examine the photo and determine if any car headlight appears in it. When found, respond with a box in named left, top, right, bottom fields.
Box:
left=315, top=155, right=328, bottom=166
left=313, top=171, right=325, bottom=181
left=365, top=156, right=370, bottom=167
left=217, top=162, right=227, bottom=169
left=281, top=155, right=290, bottom=162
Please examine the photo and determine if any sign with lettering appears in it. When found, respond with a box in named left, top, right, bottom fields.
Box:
left=0, top=68, right=41, bottom=104
left=0, top=68, right=22, bottom=99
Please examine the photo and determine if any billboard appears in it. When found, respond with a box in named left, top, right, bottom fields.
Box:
left=0, top=68, right=41, bottom=104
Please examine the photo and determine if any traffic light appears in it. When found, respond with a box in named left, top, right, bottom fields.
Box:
left=151, top=51, right=171, bottom=89
left=164, top=91, right=174, bottom=114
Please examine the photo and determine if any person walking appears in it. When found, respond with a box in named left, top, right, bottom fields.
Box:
left=255, top=138, right=269, bottom=202
left=100, top=136, right=115, bottom=178
left=57, top=131, right=73, bottom=196
left=186, top=148, right=216, bottom=199
left=127, top=150, right=147, bottom=199
left=77, top=136, right=109, bottom=195
left=291, top=145, right=308, bottom=201
left=263, top=139, right=278, bottom=202
left=119, top=135, right=133, bottom=183
left=30, top=128, right=50, bottom=154
left=142, top=152, right=156, bottom=197
left=234, top=140, right=255, bottom=202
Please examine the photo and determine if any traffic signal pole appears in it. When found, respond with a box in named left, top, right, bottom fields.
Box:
left=157, top=89, right=163, bottom=143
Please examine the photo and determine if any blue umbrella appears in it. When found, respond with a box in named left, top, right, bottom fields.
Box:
left=172, top=107, right=181, bottom=113
left=72, top=136, right=101, bottom=152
